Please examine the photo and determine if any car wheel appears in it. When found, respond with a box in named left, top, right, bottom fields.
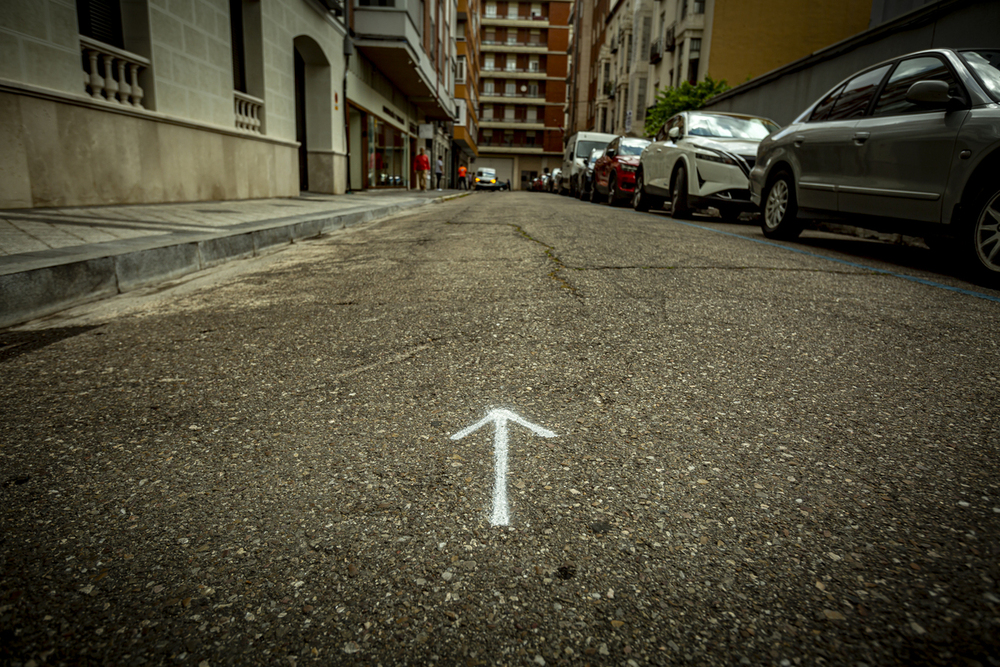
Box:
left=590, top=183, right=602, bottom=204
left=670, top=165, right=692, bottom=219
left=957, top=184, right=1000, bottom=284
left=608, top=175, right=620, bottom=206
left=760, top=170, right=802, bottom=240
left=632, top=171, right=652, bottom=212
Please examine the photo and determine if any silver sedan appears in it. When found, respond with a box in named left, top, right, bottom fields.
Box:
left=750, top=48, right=1000, bottom=284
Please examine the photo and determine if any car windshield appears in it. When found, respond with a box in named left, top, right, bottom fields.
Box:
left=618, top=139, right=651, bottom=156
left=477, top=169, right=496, bottom=178
left=686, top=113, right=780, bottom=139
left=588, top=148, right=602, bottom=165
left=960, top=50, right=1000, bottom=102
left=577, top=140, right=607, bottom=158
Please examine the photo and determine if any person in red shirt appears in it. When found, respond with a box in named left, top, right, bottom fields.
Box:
left=413, top=148, right=430, bottom=190
left=458, top=164, right=468, bottom=190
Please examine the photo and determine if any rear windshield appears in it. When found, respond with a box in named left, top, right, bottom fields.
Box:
left=960, top=49, right=1000, bottom=102
left=619, top=139, right=651, bottom=156
left=687, top=113, right=780, bottom=139
left=477, top=169, right=496, bottom=177
left=576, top=140, right=607, bottom=157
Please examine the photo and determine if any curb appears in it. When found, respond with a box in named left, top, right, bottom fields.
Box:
left=0, top=197, right=440, bottom=329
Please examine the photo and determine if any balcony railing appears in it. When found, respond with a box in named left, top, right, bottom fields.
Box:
left=80, top=36, right=150, bottom=108
left=481, top=65, right=542, bottom=73
left=649, top=37, right=663, bottom=63
left=480, top=139, right=540, bottom=148
left=482, top=117, right=544, bottom=124
left=481, top=91, right=542, bottom=98
left=482, top=13, right=549, bottom=21
left=234, top=91, right=264, bottom=133
left=480, top=39, right=546, bottom=48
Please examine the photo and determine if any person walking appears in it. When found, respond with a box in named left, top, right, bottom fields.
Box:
left=413, top=148, right=430, bottom=191
left=458, top=164, right=468, bottom=190
left=435, top=156, right=444, bottom=191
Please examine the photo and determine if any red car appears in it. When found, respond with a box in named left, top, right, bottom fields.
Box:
left=590, top=137, right=651, bottom=206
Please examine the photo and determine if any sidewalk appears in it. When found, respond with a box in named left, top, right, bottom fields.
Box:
left=0, top=189, right=471, bottom=329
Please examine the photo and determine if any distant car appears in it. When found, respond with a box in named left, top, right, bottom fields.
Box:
left=529, top=174, right=547, bottom=192
left=473, top=167, right=506, bottom=191
left=578, top=148, right=604, bottom=200
left=633, top=111, right=779, bottom=219
left=591, top=137, right=651, bottom=206
left=561, top=131, right=617, bottom=196
left=750, top=47, right=1000, bottom=283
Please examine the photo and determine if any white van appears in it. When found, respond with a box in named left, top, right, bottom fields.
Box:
left=561, top=131, right=618, bottom=196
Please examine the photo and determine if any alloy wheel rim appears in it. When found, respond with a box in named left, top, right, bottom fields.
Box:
left=766, top=180, right=788, bottom=229
left=976, top=190, right=1000, bottom=272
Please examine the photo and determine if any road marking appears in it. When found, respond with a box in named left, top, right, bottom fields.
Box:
left=451, top=409, right=556, bottom=526
left=641, top=213, right=1000, bottom=304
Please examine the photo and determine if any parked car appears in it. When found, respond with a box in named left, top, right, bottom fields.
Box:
left=561, top=131, right=617, bottom=196
left=473, top=167, right=507, bottom=191
left=751, top=48, right=1000, bottom=282
left=591, top=137, right=652, bottom=206
left=578, top=148, right=605, bottom=200
left=632, top=111, right=779, bottom=219
left=547, top=168, right=563, bottom=193
left=529, top=174, right=548, bottom=192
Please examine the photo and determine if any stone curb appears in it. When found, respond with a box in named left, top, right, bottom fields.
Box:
left=0, top=195, right=460, bottom=329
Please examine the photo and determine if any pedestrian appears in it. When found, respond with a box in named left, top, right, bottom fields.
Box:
left=435, top=156, right=444, bottom=191
left=413, top=148, right=430, bottom=191
left=458, top=164, right=468, bottom=190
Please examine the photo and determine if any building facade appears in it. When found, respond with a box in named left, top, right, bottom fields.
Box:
left=474, top=0, right=570, bottom=189
left=0, top=0, right=458, bottom=209
left=570, top=0, right=873, bottom=140
left=453, top=0, right=481, bottom=178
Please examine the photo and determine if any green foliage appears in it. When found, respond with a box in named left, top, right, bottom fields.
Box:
left=643, top=76, right=730, bottom=137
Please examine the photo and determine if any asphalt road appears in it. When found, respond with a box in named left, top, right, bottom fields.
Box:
left=2, top=192, right=1000, bottom=667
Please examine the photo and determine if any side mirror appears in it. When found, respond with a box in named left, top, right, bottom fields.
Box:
left=668, top=127, right=680, bottom=140
left=607, top=149, right=616, bottom=157
left=905, top=80, right=953, bottom=107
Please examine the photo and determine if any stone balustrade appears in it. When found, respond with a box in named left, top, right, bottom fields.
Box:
left=80, top=36, right=150, bottom=108
left=234, top=91, right=264, bottom=133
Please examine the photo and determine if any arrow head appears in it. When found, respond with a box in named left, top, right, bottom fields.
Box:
left=450, top=409, right=556, bottom=440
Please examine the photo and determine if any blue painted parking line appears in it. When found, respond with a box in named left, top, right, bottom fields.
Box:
left=644, top=213, right=1000, bottom=305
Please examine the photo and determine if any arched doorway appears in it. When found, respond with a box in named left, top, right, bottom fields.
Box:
left=292, top=36, right=333, bottom=193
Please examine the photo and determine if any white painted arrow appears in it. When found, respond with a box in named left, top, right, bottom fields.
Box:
left=451, top=409, right=556, bottom=526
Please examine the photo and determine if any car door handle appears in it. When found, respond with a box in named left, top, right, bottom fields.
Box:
left=853, top=132, right=870, bottom=145
left=793, top=135, right=805, bottom=148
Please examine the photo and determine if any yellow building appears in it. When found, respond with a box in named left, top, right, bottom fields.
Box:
left=704, top=0, right=872, bottom=86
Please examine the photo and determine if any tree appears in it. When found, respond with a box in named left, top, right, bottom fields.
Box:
left=643, top=76, right=730, bottom=137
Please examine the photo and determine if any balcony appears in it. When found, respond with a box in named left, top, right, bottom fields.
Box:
left=481, top=14, right=549, bottom=28
left=602, top=80, right=615, bottom=98
left=480, top=92, right=544, bottom=104
left=649, top=37, right=663, bottom=64
left=80, top=36, right=150, bottom=108
left=480, top=117, right=545, bottom=130
left=479, top=66, right=547, bottom=80
left=664, top=26, right=676, bottom=52
left=352, top=0, right=453, bottom=119
left=479, top=40, right=547, bottom=54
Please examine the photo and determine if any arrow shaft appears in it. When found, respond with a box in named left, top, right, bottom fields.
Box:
left=492, top=419, right=510, bottom=526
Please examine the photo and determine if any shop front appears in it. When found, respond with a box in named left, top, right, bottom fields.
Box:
left=348, top=104, right=412, bottom=189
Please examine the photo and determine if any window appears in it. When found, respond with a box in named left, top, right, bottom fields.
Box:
left=505, top=56, right=516, bottom=71
left=77, top=0, right=124, bottom=48
left=530, top=2, right=541, bottom=17
left=507, top=1, right=518, bottom=18
left=505, top=81, right=516, bottom=95
left=230, top=0, right=246, bottom=92
left=483, top=105, right=494, bottom=119
left=527, top=106, right=537, bottom=121
left=456, top=56, right=467, bottom=84
left=873, top=56, right=959, bottom=116
left=529, top=55, right=539, bottom=72
left=484, top=80, right=495, bottom=94
left=507, top=29, right=518, bottom=44
left=485, top=54, right=495, bottom=70
left=528, top=83, right=538, bottom=97
left=357, top=0, right=395, bottom=6
left=529, top=28, right=541, bottom=44
left=504, top=105, right=515, bottom=119
left=486, top=2, right=496, bottom=17
left=693, top=0, right=704, bottom=13
left=485, top=28, right=496, bottom=43
left=809, top=84, right=845, bottom=122
left=826, top=65, right=890, bottom=120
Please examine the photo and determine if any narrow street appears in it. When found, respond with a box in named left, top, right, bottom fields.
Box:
left=2, top=192, right=999, bottom=666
